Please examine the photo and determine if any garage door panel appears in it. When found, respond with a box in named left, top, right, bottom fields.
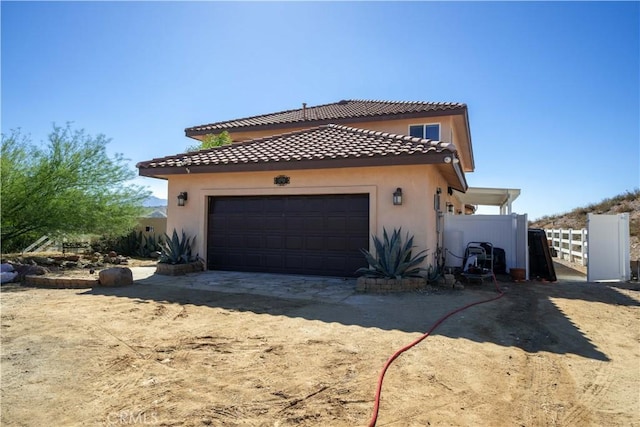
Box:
left=266, top=236, right=283, bottom=249
left=303, top=217, right=324, bottom=230
left=303, top=255, right=324, bottom=270
left=263, top=216, right=285, bottom=231
left=325, top=256, right=348, bottom=271
left=263, top=199, right=286, bottom=213
left=286, top=216, right=307, bottom=231
left=327, top=236, right=347, bottom=250
left=348, top=216, right=369, bottom=229
left=306, top=236, right=325, bottom=250
left=349, top=236, right=369, bottom=247
left=245, top=234, right=263, bottom=248
left=287, top=200, right=317, bottom=215
left=285, top=236, right=303, bottom=249
left=326, top=217, right=346, bottom=231
left=264, top=254, right=283, bottom=268
left=225, top=216, right=246, bottom=229
left=208, top=194, right=369, bottom=277
left=210, top=217, right=228, bottom=229
left=285, top=254, right=303, bottom=268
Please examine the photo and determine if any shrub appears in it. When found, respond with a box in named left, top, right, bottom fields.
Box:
left=91, top=230, right=164, bottom=258
left=159, top=229, right=196, bottom=265
left=356, top=227, right=428, bottom=279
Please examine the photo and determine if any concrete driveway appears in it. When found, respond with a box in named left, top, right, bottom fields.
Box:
left=132, top=267, right=358, bottom=304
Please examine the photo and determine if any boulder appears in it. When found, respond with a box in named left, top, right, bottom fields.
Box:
left=0, top=264, right=14, bottom=273
left=1, top=264, right=18, bottom=283
left=98, top=267, right=133, bottom=287
left=13, top=264, right=49, bottom=282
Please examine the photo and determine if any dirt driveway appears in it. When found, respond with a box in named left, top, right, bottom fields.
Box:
left=1, top=266, right=639, bottom=426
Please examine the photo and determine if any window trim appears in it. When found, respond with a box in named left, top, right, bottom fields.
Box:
left=408, top=123, right=441, bottom=141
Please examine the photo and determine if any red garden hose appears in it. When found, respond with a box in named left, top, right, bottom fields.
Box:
left=367, top=274, right=505, bottom=427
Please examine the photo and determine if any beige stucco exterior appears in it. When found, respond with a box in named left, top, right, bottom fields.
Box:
left=135, top=217, right=167, bottom=238
left=195, top=115, right=474, bottom=173
left=163, top=164, right=462, bottom=269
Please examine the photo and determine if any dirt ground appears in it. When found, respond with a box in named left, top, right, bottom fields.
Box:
left=1, top=266, right=639, bottom=426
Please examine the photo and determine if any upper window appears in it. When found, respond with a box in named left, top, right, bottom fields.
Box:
left=409, top=124, right=440, bottom=140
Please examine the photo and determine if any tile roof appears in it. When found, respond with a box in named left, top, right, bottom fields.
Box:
left=138, top=124, right=458, bottom=173
left=185, top=99, right=466, bottom=136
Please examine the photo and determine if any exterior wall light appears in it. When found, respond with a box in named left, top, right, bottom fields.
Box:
left=177, top=192, right=188, bottom=207
left=393, top=188, right=403, bottom=205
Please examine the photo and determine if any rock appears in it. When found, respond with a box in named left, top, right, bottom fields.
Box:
left=103, top=256, right=118, bottom=264
left=108, top=251, right=118, bottom=258
left=33, top=256, right=55, bottom=266
left=13, top=264, right=49, bottom=281
left=0, top=271, right=18, bottom=283
left=453, top=281, right=465, bottom=290
left=444, top=274, right=456, bottom=286
left=150, top=251, right=161, bottom=259
left=98, top=267, right=133, bottom=287
left=0, top=263, right=14, bottom=273
left=435, top=276, right=447, bottom=287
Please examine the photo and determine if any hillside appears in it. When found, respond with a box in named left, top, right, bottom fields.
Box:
left=529, top=189, right=640, bottom=261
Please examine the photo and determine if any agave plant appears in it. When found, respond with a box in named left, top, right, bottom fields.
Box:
left=136, top=232, right=164, bottom=258
left=159, top=229, right=196, bottom=265
left=356, top=227, right=428, bottom=279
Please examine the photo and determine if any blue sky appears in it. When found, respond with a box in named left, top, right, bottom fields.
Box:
left=2, top=1, right=639, bottom=220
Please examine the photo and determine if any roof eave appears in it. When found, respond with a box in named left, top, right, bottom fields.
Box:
left=138, top=152, right=456, bottom=178
left=463, top=108, right=475, bottom=172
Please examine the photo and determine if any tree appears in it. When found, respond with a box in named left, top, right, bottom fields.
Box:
left=185, top=131, right=232, bottom=152
left=1, top=124, right=150, bottom=252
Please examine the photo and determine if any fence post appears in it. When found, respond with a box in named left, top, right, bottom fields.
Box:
left=581, top=229, right=588, bottom=266
left=569, top=229, right=574, bottom=262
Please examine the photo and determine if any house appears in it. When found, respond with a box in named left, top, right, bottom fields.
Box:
left=137, top=99, right=483, bottom=277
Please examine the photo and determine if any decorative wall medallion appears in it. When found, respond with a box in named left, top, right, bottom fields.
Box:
left=274, top=175, right=290, bottom=186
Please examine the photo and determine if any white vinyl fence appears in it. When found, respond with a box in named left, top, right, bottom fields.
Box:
left=587, top=213, right=630, bottom=282
left=545, top=228, right=588, bottom=266
left=444, top=214, right=529, bottom=277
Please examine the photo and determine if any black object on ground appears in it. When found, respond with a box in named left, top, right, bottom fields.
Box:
left=528, top=228, right=557, bottom=282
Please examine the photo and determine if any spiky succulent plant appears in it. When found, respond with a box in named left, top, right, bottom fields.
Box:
left=356, top=227, right=428, bottom=279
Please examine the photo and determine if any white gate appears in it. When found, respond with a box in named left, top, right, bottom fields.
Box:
left=587, top=213, right=630, bottom=282
left=443, top=214, right=529, bottom=278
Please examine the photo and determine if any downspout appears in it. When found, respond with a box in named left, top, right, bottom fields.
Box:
left=434, top=187, right=444, bottom=274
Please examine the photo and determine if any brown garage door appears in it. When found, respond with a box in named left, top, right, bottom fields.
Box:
left=207, top=194, right=369, bottom=277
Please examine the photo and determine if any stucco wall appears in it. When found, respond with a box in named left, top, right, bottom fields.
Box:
left=135, top=217, right=167, bottom=238
left=166, top=164, right=461, bottom=270
left=229, top=117, right=453, bottom=144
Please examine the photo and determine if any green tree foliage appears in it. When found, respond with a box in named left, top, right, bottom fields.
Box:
left=1, top=124, right=150, bottom=252
left=185, top=131, right=232, bottom=152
